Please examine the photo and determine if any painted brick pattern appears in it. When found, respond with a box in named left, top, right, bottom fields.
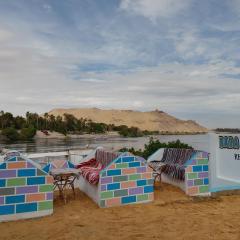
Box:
left=99, top=156, right=154, bottom=207
left=0, top=156, right=53, bottom=218
left=185, top=151, right=210, bottom=196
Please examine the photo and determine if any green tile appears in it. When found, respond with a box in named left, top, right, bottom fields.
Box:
left=194, top=179, right=203, bottom=186
left=137, top=194, right=149, bottom=202
left=199, top=185, right=209, bottom=193
left=39, top=184, right=53, bottom=192
left=113, top=175, right=128, bottom=182
left=114, top=189, right=128, bottom=197
left=129, top=174, right=141, bottom=181
left=116, top=163, right=128, bottom=169
left=100, top=191, right=113, bottom=199
left=38, top=201, right=53, bottom=211
left=7, top=178, right=26, bottom=187
left=197, top=159, right=208, bottom=165
left=147, top=179, right=154, bottom=185
left=187, top=173, right=198, bottom=180
left=100, top=200, right=105, bottom=207
left=101, top=171, right=106, bottom=177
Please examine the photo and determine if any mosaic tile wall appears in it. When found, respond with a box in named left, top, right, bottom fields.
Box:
left=99, top=156, right=154, bottom=207
left=185, top=151, right=210, bottom=196
left=0, top=156, right=53, bottom=221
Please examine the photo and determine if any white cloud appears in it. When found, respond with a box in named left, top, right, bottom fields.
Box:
left=120, top=0, right=191, bottom=20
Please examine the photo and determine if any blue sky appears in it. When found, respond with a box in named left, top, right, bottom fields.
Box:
left=0, top=0, right=240, bottom=128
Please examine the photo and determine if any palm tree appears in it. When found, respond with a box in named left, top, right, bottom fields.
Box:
left=44, top=113, right=49, bottom=129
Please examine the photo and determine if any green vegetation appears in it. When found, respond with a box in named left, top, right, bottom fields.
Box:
left=0, top=110, right=159, bottom=141
left=119, top=137, right=193, bottom=159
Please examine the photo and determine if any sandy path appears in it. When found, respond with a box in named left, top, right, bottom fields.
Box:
left=1, top=184, right=240, bottom=240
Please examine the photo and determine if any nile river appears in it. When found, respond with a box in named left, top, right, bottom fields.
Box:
left=0, top=134, right=209, bottom=154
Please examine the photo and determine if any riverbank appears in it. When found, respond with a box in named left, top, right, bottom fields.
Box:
left=34, top=130, right=120, bottom=139
left=1, top=183, right=240, bottom=240
left=34, top=130, right=206, bottom=140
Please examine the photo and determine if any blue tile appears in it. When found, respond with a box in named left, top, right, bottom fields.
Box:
left=121, top=195, right=136, bottom=204
left=0, top=205, right=15, bottom=215
left=129, top=162, right=140, bottom=168
left=144, top=185, right=154, bottom=193
left=7, top=157, right=17, bottom=162
left=192, top=166, right=202, bottom=172
left=115, top=158, right=122, bottom=163
left=204, top=178, right=209, bottom=185
left=0, top=163, right=6, bottom=169
left=122, top=157, right=135, bottom=163
left=137, top=179, right=147, bottom=186
left=18, top=169, right=36, bottom=177
left=16, top=203, right=37, bottom=213
left=107, top=169, right=121, bottom=176
left=203, top=165, right=208, bottom=171
left=0, top=179, right=6, bottom=187
left=6, top=195, right=25, bottom=204
left=107, top=183, right=120, bottom=190
left=27, top=177, right=45, bottom=185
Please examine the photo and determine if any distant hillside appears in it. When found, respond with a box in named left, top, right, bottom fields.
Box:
left=49, top=108, right=208, bottom=134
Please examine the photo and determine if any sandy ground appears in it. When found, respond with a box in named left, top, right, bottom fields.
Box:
left=1, top=183, right=240, bottom=240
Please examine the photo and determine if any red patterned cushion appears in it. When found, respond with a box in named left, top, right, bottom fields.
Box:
left=77, top=159, right=103, bottom=185
left=76, top=158, right=97, bottom=169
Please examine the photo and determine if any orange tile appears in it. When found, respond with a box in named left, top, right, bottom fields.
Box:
left=187, top=186, right=199, bottom=195
left=149, top=193, right=154, bottom=201
left=123, top=168, right=136, bottom=175
left=185, top=166, right=192, bottom=173
left=26, top=193, right=46, bottom=202
left=46, top=176, right=53, bottom=184
left=106, top=198, right=121, bottom=207
left=108, top=164, right=116, bottom=170
left=121, top=181, right=136, bottom=188
left=142, top=172, right=153, bottom=179
left=8, top=162, right=26, bottom=169
left=147, top=166, right=153, bottom=172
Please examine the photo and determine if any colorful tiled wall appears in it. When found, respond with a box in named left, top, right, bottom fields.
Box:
left=185, top=151, right=210, bottom=196
left=0, top=156, right=53, bottom=221
left=99, top=156, right=154, bottom=207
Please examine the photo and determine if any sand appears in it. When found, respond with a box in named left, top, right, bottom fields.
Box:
left=1, top=183, right=240, bottom=240
left=49, top=108, right=208, bottom=133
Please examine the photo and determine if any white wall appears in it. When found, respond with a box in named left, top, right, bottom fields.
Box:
left=209, top=132, right=240, bottom=192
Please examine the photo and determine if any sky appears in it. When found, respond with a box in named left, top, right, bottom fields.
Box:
left=0, top=0, right=240, bottom=128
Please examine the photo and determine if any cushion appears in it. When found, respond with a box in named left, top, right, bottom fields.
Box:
left=77, top=158, right=103, bottom=185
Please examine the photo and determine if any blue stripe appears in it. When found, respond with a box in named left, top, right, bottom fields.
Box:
left=18, top=169, right=36, bottom=177
left=107, top=183, right=120, bottom=190
left=27, top=177, right=45, bottom=185
left=121, top=196, right=136, bottom=204
left=16, top=203, right=37, bottom=213
left=122, top=157, right=135, bottom=163
left=0, top=205, right=15, bottom=215
left=137, top=179, right=147, bottom=186
left=144, top=185, right=154, bottom=193
left=6, top=195, right=25, bottom=204
left=129, top=162, right=140, bottom=167
left=107, top=169, right=121, bottom=176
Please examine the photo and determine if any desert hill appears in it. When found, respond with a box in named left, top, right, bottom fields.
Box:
left=49, top=108, right=208, bottom=133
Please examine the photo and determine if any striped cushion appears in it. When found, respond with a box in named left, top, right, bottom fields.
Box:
left=77, top=158, right=103, bottom=185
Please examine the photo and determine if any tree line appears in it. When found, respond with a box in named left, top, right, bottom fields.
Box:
left=0, top=111, right=159, bottom=141
left=120, top=137, right=193, bottom=159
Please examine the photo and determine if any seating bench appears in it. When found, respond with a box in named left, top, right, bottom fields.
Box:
left=76, top=149, right=154, bottom=207
left=148, top=148, right=210, bottom=196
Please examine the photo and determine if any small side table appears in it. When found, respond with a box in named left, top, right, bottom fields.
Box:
left=50, top=168, right=80, bottom=203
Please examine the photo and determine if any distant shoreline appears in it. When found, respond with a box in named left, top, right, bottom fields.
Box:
left=34, top=130, right=207, bottom=140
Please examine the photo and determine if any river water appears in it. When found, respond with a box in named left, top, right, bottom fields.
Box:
left=0, top=134, right=209, bottom=154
